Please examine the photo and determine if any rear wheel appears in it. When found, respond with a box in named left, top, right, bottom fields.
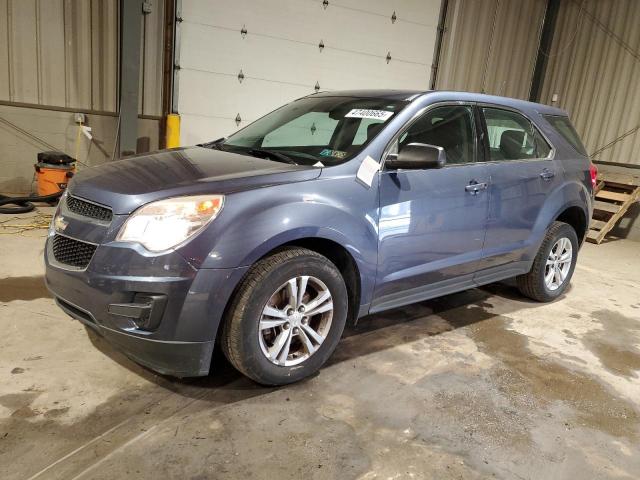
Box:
left=220, top=247, right=348, bottom=385
left=517, top=221, right=578, bottom=302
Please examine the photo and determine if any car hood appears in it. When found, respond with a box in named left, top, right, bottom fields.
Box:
left=69, top=146, right=321, bottom=214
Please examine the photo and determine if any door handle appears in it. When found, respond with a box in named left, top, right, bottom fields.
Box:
left=540, top=169, right=555, bottom=181
left=465, top=180, right=488, bottom=195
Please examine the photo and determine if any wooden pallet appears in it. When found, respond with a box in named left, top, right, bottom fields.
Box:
left=587, top=171, right=640, bottom=244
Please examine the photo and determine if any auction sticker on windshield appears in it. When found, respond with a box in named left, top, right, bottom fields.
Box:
left=345, top=109, right=394, bottom=121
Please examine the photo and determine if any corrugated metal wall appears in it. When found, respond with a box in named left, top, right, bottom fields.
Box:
left=0, top=0, right=164, bottom=117
left=540, top=0, right=640, bottom=166
left=436, top=0, right=547, bottom=99
left=0, top=0, right=166, bottom=193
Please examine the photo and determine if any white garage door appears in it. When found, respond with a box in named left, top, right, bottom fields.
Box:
left=176, top=0, right=441, bottom=146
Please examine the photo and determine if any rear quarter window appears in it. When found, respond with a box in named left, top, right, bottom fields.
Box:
left=543, top=115, right=588, bottom=157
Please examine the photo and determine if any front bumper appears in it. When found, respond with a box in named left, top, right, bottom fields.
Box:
left=45, top=236, right=249, bottom=377
left=54, top=295, right=215, bottom=376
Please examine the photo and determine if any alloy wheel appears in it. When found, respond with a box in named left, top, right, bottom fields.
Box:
left=258, top=275, right=334, bottom=366
left=544, top=237, right=573, bottom=291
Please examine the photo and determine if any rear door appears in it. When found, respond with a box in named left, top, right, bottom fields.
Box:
left=475, top=106, right=559, bottom=280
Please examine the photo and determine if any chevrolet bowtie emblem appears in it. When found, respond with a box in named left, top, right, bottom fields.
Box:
left=54, top=215, right=68, bottom=233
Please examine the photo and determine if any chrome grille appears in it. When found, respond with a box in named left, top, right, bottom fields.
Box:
left=52, top=235, right=97, bottom=268
left=66, top=196, right=113, bottom=222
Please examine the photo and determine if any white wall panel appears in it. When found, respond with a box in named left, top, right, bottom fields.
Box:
left=177, top=0, right=440, bottom=144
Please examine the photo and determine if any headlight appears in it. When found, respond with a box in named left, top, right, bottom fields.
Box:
left=116, top=195, right=224, bottom=252
left=49, top=191, right=68, bottom=235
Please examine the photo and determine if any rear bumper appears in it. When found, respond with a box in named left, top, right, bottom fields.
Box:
left=45, top=236, right=249, bottom=377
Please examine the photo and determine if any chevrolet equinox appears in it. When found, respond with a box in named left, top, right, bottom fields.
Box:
left=45, top=90, right=595, bottom=385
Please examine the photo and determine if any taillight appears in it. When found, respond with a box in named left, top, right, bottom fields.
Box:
left=589, top=163, right=598, bottom=189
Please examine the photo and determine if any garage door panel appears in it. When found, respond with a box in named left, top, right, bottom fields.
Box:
left=182, top=2, right=434, bottom=67
left=178, top=1, right=439, bottom=145
left=182, top=0, right=321, bottom=40
left=318, top=8, right=434, bottom=65
left=181, top=115, right=239, bottom=146
left=314, top=48, right=431, bottom=90
left=181, top=24, right=318, bottom=88
left=178, top=69, right=310, bottom=122
left=331, top=0, right=441, bottom=26
left=182, top=23, right=431, bottom=93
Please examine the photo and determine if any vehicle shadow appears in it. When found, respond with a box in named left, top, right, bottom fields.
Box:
left=86, top=279, right=560, bottom=401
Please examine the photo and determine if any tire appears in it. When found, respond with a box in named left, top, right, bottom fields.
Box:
left=220, top=247, right=348, bottom=385
left=516, top=221, right=578, bottom=302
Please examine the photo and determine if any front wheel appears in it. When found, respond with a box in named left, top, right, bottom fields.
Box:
left=220, top=247, right=348, bottom=385
left=517, top=221, right=578, bottom=302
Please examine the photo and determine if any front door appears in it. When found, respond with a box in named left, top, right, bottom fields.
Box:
left=371, top=104, right=490, bottom=313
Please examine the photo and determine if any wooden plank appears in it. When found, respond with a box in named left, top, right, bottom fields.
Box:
left=593, top=201, right=619, bottom=213
left=588, top=186, right=640, bottom=244
left=590, top=219, right=606, bottom=230
left=586, top=229, right=602, bottom=243
left=598, top=171, right=640, bottom=187
left=596, top=190, right=632, bottom=202
left=598, top=181, right=637, bottom=192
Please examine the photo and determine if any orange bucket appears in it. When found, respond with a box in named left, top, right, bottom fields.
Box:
left=35, top=163, right=76, bottom=196
left=34, top=151, right=76, bottom=196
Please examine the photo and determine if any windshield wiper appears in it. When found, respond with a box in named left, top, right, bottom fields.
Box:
left=248, top=148, right=298, bottom=165
left=197, top=137, right=226, bottom=150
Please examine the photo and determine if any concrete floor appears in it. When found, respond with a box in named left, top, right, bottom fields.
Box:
left=1, top=211, right=640, bottom=479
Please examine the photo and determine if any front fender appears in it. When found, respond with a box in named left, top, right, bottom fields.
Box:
left=179, top=177, right=380, bottom=307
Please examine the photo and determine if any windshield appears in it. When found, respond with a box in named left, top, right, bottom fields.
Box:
left=220, top=96, right=408, bottom=166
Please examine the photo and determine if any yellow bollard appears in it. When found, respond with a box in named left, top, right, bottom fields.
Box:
left=165, top=114, right=180, bottom=148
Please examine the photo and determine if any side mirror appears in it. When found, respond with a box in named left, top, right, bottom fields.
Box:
left=385, top=143, right=446, bottom=170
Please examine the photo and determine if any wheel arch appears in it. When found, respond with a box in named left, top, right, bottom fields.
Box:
left=213, top=234, right=367, bottom=352
left=554, top=205, right=589, bottom=246
left=530, top=180, right=590, bottom=255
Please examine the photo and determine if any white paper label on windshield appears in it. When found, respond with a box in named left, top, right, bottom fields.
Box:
left=356, top=156, right=381, bottom=188
left=345, top=109, right=394, bottom=121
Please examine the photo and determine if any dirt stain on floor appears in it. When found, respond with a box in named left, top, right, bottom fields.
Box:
left=582, top=309, right=640, bottom=378
left=436, top=304, right=640, bottom=441
left=0, top=276, right=50, bottom=302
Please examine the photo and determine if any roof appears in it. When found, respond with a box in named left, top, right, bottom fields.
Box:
left=312, top=89, right=426, bottom=101
left=311, top=89, right=567, bottom=115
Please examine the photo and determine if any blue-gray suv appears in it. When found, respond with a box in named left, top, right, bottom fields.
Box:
left=45, top=90, right=595, bottom=385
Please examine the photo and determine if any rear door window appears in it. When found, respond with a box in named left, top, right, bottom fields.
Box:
left=482, top=108, right=551, bottom=161
left=543, top=115, right=588, bottom=157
